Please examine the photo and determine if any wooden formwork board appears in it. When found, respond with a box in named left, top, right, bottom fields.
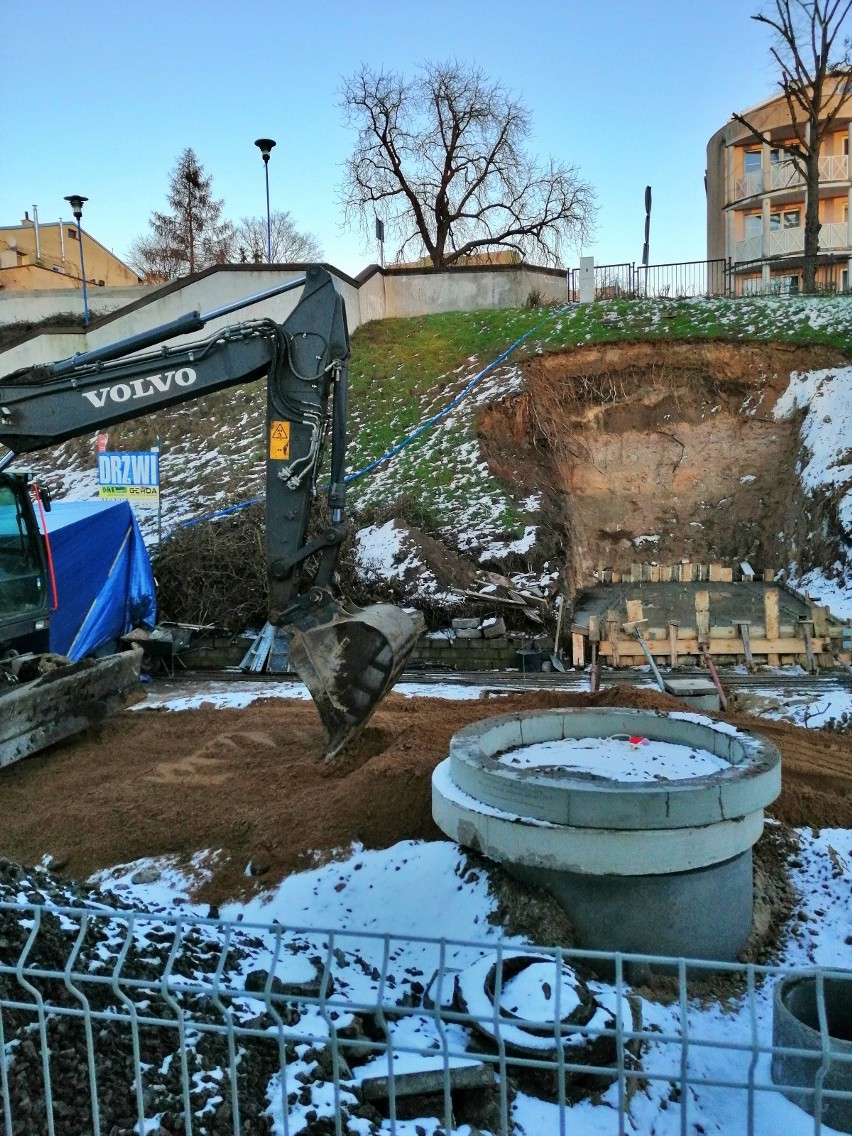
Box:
left=596, top=637, right=827, bottom=660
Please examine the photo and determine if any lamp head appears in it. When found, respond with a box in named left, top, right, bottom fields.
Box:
left=64, top=194, right=88, bottom=219
left=254, top=138, right=276, bottom=163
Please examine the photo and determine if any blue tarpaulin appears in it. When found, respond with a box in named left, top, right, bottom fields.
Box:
left=37, top=500, right=157, bottom=660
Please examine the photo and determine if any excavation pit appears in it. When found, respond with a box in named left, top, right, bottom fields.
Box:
left=432, top=707, right=781, bottom=961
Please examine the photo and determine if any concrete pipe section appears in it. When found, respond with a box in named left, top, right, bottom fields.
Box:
left=772, top=971, right=852, bottom=1132
left=432, top=707, right=781, bottom=960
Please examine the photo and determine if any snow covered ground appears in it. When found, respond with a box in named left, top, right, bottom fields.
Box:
left=87, top=829, right=850, bottom=1136
left=111, top=676, right=852, bottom=1134
left=132, top=667, right=852, bottom=732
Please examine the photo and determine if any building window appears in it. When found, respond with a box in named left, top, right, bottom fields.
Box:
left=844, top=137, right=849, bottom=156
left=769, top=209, right=801, bottom=230
left=68, top=228, right=77, bottom=240
left=744, top=150, right=761, bottom=174
left=745, top=214, right=762, bottom=238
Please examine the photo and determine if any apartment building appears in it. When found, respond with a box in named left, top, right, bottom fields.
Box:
left=706, top=82, right=852, bottom=294
left=0, top=212, right=140, bottom=292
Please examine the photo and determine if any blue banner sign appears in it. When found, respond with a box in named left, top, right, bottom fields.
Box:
left=97, top=451, right=160, bottom=507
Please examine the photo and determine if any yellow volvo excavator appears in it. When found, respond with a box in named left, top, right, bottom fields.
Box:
left=0, top=266, right=422, bottom=767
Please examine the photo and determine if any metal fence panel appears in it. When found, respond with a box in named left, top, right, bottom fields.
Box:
left=1, top=900, right=850, bottom=1135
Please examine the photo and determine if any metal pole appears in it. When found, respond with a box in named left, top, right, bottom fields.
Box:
left=265, top=161, right=272, bottom=264
left=254, top=139, right=276, bottom=265
left=76, top=214, right=89, bottom=326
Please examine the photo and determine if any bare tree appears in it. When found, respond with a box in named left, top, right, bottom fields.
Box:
left=734, top=1, right=852, bottom=292
left=339, top=61, right=596, bottom=269
left=231, top=210, right=323, bottom=264
left=128, top=148, right=234, bottom=281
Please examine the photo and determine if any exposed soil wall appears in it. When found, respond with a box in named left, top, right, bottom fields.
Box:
left=479, top=341, right=852, bottom=590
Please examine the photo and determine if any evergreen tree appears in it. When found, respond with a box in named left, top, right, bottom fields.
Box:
left=129, top=148, right=234, bottom=281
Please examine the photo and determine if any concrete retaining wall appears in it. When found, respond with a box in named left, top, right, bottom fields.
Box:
left=0, top=285, right=160, bottom=325
left=0, top=261, right=570, bottom=377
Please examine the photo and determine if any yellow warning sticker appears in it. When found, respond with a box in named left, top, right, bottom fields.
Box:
left=269, top=420, right=291, bottom=460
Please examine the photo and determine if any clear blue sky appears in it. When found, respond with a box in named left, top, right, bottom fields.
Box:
left=4, top=0, right=777, bottom=277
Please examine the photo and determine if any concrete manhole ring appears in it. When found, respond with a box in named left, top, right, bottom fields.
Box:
left=433, top=707, right=781, bottom=959
left=771, top=970, right=852, bottom=1133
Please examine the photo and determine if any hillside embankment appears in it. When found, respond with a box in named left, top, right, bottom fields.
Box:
left=480, top=341, right=852, bottom=589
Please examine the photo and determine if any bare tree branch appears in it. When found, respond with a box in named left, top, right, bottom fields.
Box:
left=737, top=1, right=852, bottom=291
left=338, top=61, right=596, bottom=269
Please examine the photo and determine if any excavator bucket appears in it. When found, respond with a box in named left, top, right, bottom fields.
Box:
left=287, top=603, right=424, bottom=759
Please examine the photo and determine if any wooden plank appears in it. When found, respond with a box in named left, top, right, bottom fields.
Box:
left=572, top=631, right=586, bottom=667
left=765, top=588, right=780, bottom=666
left=737, top=622, right=754, bottom=671
left=709, top=562, right=722, bottom=583
left=597, top=636, right=811, bottom=659
left=668, top=621, right=679, bottom=668
left=682, top=561, right=692, bottom=582
left=800, top=620, right=816, bottom=672
left=630, top=563, right=641, bottom=583
left=606, top=610, right=620, bottom=667
left=763, top=568, right=775, bottom=582
left=650, top=565, right=660, bottom=582
left=625, top=599, right=644, bottom=625
left=720, top=566, right=733, bottom=583
left=695, top=590, right=710, bottom=646
left=764, top=589, right=780, bottom=639
left=812, top=605, right=829, bottom=638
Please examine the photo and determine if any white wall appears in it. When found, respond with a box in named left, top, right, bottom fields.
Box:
left=0, top=262, right=570, bottom=377
left=0, top=285, right=159, bottom=325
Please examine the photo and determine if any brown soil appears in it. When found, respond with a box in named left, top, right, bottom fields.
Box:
left=480, top=340, right=852, bottom=588
left=1, top=685, right=849, bottom=905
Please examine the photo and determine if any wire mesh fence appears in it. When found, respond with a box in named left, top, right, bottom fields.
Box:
left=1, top=899, right=849, bottom=1136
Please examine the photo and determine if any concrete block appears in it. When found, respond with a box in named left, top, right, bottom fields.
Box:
left=359, top=1059, right=493, bottom=1101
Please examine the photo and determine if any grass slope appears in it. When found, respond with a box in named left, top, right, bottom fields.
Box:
left=11, top=294, right=852, bottom=552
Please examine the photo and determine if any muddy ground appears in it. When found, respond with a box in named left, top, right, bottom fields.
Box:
left=1, top=685, right=849, bottom=905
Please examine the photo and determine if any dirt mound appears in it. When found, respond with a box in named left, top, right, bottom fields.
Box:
left=0, top=685, right=848, bottom=905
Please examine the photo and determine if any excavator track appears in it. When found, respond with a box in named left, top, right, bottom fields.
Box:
left=0, top=648, right=143, bottom=769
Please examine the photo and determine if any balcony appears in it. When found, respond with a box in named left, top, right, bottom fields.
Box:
left=769, top=161, right=801, bottom=191
left=734, top=235, right=763, bottom=262
left=732, top=154, right=849, bottom=201
left=734, top=171, right=764, bottom=199
left=734, top=221, right=851, bottom=263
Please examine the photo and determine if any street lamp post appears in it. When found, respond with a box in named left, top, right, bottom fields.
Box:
left=254, top=138, right=276, bottom=263
left=64, top=194, right=89, bottom=325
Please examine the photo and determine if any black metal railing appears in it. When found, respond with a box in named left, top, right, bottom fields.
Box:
left=567, top=259, right=730, bottom=300
left=566, top=255, right=852, bottom=301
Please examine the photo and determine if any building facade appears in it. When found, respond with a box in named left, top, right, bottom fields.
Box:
left=0, top=212, right=140, bottom=293
left=706, top=83, right=852, bottom=294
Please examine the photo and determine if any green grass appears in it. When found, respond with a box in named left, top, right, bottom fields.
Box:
left=343, top=293, right=852, bottom=549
